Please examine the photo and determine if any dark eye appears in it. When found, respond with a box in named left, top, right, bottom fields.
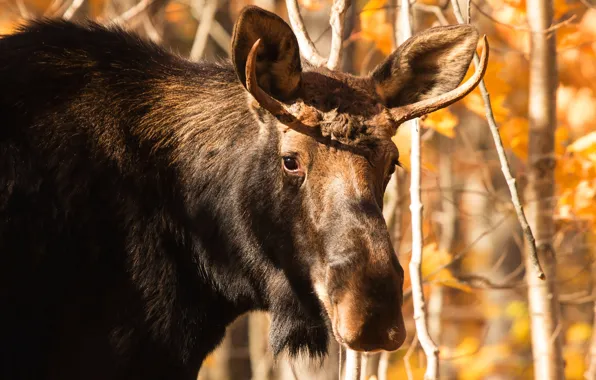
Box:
left=282, top=157, right=300, bottom=172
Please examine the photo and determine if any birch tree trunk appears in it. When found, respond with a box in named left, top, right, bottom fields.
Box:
left=525, top=0, right=564, bottom=378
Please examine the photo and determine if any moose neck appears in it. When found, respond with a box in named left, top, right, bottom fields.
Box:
left=161, top=63, right=329, bottom=360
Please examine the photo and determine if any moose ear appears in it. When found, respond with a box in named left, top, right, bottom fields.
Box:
left=371, top=25, right=479, bottom=108
left=232, top=6, right=302, bottom=101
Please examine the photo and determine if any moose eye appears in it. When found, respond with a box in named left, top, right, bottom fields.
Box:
left=282, top=157, right=300, bottom=172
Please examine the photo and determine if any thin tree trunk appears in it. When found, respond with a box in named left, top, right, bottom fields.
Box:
left=525, top=0, right=564, bottom=378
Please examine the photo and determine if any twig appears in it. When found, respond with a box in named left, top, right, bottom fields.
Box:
left=112, top=0, right=155, bottom=25
left=450, top=0, right=545, bottom=280
left=470, top=0, right=577, bottom=34
left=285, top=0, right=327, bottom=66
left=413, top=3, right=448, bottom=25
left=142, top=15, right=162, bottom=43
left=62, top=0, right=84, bottom=20
left=189, top=2, right=232, bottom=55
left=45, top=0, right=66, bottom=16
left=404, top=334, right=419, bottom=380
left=428, top=214, right=510, bottom=278
left=579, top=0, right=596, bottom=8
left=327, top=0, right=351, bottom=70
left=189, top=0, right=218, bottom=61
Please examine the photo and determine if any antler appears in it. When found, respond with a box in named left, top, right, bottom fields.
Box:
left=389, top=35, right=490, bottom=127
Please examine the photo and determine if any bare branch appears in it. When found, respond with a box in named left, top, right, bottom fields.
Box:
left=327, top=0, right=351, bottom=70
left=450, top=0, right=546, bottom=280
left=112, top=0, right=155, bottom=25
left=404, top=334, right=419, bottom=380
left=189, top=1, right=231, bottom=55
left=189, top=0, right=218, bottom=61
left=470, top=0, right=577, bottom=34
left=63, top=0, right=84, bottom=20
left=285, top=0, right=327, bottom=66
left=45, top=0, right=66, bottom=17
left=142, top=16, right=162, bottom=43
left=413, top=3, right=448, bottom=25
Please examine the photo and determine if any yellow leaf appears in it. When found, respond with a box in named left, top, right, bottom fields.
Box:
left=463, top=93, right=510, bottom=123
left=566, top=322, right=592, bottom=345
left=422, top=108, right=458, bottom=138
left=566, top=88, right=596, bottom=133
left=556, top=125, right=570, bottom=156
left=499, top=117, right=529, bottom=160
left=510, top=318, right=531, bottom=345
left=568, top=131, right=596, bottom=159
left=564, top=348, right=587, bottom=380
left=360, top=0, right=393, bottom=55
left=554, top=0, right=580, bottom=19
left=421, top=243, right=472, bottom=292
left=165, top=1, right=187, bottom=23
left=392, top=125, right=411, bottom=170
left=505, top=300, right=528, bottom=318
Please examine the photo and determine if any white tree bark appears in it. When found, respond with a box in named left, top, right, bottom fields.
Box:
left=525, top=0, right=564, bottom=378
left=400, top=0, right=439, bottom=378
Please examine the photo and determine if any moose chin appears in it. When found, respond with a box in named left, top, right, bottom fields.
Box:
left=0, top=5, right=487, bottom=380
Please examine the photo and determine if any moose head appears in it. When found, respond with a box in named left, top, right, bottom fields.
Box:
left=230, top=6, right=487, bottom=353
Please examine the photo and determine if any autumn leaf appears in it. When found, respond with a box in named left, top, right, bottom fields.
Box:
left=360, top=0, right=393, bottom=55
left=422, top=108, right=458, bottom=138
left=499, top=117, right=529, bottom=160
left=422, top=242, right=472, bottom=292
left=464, top=93, right=510, bottom=123
left=566, top=322, right=592, bottom=345
left=392, top=124, right=411, bottom=170
left=564, top=348, right=587, bottom=379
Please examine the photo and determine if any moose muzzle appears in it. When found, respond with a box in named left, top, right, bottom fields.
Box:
left=315, top=239, right=406, bottom=352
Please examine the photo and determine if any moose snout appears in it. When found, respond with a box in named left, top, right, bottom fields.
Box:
left=322, top=258, right=406, bottom=352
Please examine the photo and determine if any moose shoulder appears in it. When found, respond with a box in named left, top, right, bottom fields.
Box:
left=0, top=6, right=487, bottom=380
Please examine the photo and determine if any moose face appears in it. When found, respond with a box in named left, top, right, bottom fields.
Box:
left=231, top=6, right=487, bottom=352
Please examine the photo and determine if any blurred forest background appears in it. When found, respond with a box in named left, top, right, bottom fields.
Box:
left=1, top=0, right=595, bottom=378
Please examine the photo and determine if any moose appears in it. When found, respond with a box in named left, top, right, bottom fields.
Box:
left=0, top=5, right=487, bottom=380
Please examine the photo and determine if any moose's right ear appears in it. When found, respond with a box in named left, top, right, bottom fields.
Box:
left=232, top=6, right=302, bottom=101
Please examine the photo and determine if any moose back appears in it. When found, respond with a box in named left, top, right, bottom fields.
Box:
left=0, top=6, right=486, bottom=380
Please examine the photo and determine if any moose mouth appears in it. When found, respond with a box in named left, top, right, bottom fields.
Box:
left=313, top=280, right=406, bottom=352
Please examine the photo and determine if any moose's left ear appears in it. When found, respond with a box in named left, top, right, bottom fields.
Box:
left=370, top=25, right=479, bottom=108
left=232, top=6, right=302, bottom=101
